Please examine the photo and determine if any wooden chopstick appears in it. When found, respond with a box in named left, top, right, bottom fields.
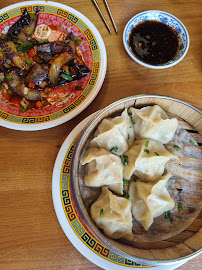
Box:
left=103, top=0, right=118, bottom=33
left=91, top=0, right=112, bottom=33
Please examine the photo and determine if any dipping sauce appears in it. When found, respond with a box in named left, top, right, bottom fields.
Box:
left=129, top=20, right=180, bottom=65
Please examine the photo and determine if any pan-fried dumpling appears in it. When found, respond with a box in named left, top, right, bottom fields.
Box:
left=90, top=187, right=133, bottom=240
left=81, top=148, right=124, bottom=195
left=128, top=173, right=175, bottom=231
left=129, top=105, right=178, bottom=143
left=123, top=139, right=178, bottom=181
left=90, top=108, right=135, bottom=155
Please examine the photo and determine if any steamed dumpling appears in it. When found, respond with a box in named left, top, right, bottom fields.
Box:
left=90, top=108, right=135, bottom=155
left=90, top=187, right=133, bottom=240
left=128, top=173, right=175, bottom=231
left=81, top=148, right=124, bottom=195
left=123, top=139, right=178, bottom=181
left=129, top=105, right=178, bottom=143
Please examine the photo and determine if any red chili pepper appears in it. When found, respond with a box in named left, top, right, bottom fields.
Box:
left=28, top=48, right=37, bottom=58
left=28, top=82, right=35, bottom=88
left=62, top=65, right=69, bottom=71
left=49, top=60, right=54, bottom=65
left=69, top=82, right=75, bottom=91
left=35, top=101, right=43, bottom=109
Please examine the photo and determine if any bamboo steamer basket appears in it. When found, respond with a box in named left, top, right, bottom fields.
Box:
left=70, top=95, right=202, bottom=265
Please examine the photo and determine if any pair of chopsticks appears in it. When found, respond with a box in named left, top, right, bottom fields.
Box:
left=92, top=0, right=118, bottom=33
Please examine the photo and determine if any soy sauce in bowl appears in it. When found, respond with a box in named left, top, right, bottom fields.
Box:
left=129, top=20, right=180, bottom=65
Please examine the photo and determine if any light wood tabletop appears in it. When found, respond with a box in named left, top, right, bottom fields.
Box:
left=0, top=0, right=201, bottom=269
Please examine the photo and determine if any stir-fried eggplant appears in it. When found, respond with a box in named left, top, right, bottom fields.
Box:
left=48, top=52, right=72, bottom=85
left=0, top=8, right=91, bottom=112
left=0, top=51, right=4, bottom=69
left=70, top=59, right=91, bottom=78
left=25, top=63, right=48, bottom=86
left=7, top=8, right=39, bottom=42
left=38, top=41, right=72, bottom=55
left=6, top=69, right=47, bottom=101
left=37, top=41, right=72, bottom=62
left=66, top=32, right=76, bottom=55
left=6, top=9, right=31, bottom=40
left=23, top=8, right=40, bottom=37
left=0, top=40, right=28, bottom=69
left=56, top=60, right=91, bottom=86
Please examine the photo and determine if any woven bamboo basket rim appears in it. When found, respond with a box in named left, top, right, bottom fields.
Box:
left=70, top=94, right=202, bottom=265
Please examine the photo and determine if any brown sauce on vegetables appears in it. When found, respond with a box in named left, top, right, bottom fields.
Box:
left=129, top=20, right=180, bottom=65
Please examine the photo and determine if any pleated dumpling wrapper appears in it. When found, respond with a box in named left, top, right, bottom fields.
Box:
left=90, top=187, right=133, bottom=240
left=81, top=148, right=124, bottom=195
left=123, top=139, right=178, bottom=181
left=129, top=105, right=178, bottom=144
left=90, top=108, right=135, bottom=156
left=128, top=173, right=175, bottom=231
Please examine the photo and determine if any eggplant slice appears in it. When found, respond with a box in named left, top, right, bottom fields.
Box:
left=25, top=63, right=48, bottom=86
left=6, top=9, right=31, bottom=40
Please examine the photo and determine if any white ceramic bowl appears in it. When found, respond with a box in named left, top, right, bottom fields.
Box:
left=123, top=10, right=190, bottom=69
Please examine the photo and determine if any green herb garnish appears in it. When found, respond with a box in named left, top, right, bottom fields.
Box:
left=123, top=179, right=130, bottom=184
left=128, top=134, right=130, bottom=140
left=123, top=185, right=126, bottom=196
left=1, top=46, right=10, bottom=52
left=100, top=208, right=104, bottom=215
left=127, top=195, right=130, bottom=200
left=26, top=59, right=32, bottom=66
left=19, top=105, right=28, bottom=113
left=1, top=46, right=14, bottom=54
left=17, top=40, right=23, bottom=45
left=6, top=74, right=13, bottom=81
left=165, top=211, right=173, bottom=222
left=17, top=40, right=35, bottom=52
left=131, top=119, right=135, bottom=125
left=60, top=73, right=73, bottom=81
left=8, top=89, right=13, bottom=94
left=154, top=152, right=159, bottom=156
left=145, top=140, right=149, bottom=147
left=123, top=155, right=128, bottom=166
left=31, top=73, right=44, bottom=81
left=65, top=69, right=70, bottom=76
left=129, top=114, right=135, bottom=124
left=38, top=39, right=49, bottom=43
left=75, top=39, right=81, bottom=45
left=133, top=176, right=137, bottom=182
left=144, top=149, right=149, bottom=154
left=110, top=146, right=119, bottom=152
left=190, top=141, right=195, bottom=145
left=0, top=35, right=7, bottom=40
left=88, top=201, right=95, bottom=208
left=75, top=86, right=82, bottom=90
left=178, top=203, right=183, bottom=211
left=29, top=13, right=36, bottom=19
left=174, top=145, right=180, bottom=151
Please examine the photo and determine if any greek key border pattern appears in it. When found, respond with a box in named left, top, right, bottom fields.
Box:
left=60, top=138, right=153, bottom=268
left=0, top=5, right=100, bottom=124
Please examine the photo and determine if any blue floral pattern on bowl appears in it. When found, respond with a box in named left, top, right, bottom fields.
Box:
left=123, top=10, right=189, bottom=69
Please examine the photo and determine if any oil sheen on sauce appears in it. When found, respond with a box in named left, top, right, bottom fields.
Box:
left=129, top=20, right=180, bottom=65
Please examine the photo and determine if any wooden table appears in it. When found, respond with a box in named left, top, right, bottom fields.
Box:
left=0, top=0, right=201, bottom=269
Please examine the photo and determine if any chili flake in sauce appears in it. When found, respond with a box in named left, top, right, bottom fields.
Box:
left=129, top=20, right=180, bottom=65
